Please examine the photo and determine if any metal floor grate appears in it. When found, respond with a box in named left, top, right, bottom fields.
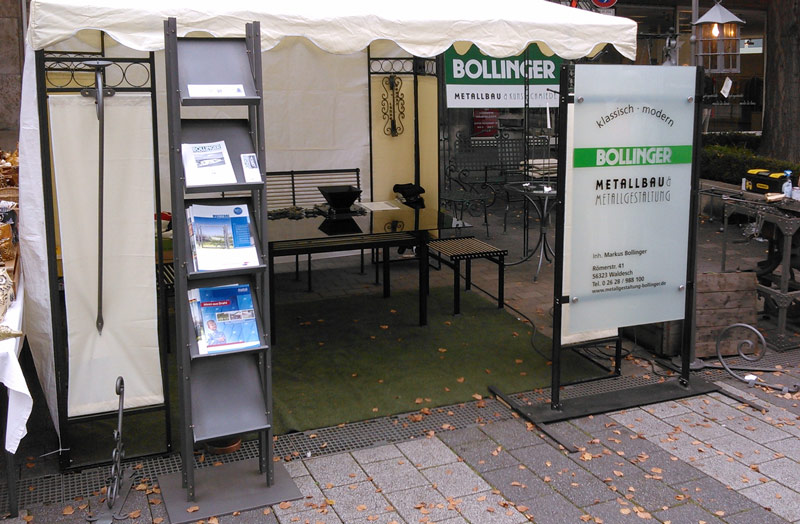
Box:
left=2, top=372, right=676, bottom=512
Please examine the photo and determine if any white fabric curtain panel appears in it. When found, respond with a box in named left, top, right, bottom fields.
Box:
left=48, top=94, right=163, bottom=417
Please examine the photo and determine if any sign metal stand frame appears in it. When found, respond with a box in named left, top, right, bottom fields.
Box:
left=492, top=65, right=724, bottom=444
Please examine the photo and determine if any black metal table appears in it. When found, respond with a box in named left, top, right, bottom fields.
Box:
left=721, top=193, right=800, bottom=350
left=268, top=204, right=452, bottom=343
left=504, top=180, right=558, bottom=282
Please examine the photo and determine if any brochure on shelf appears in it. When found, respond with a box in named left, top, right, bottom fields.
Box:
left=240, top=153, right=263, bottom=183
left=187, top=84, right=246, bottom=98
left=188, top=283, right=260, bottom=355
left=187, top=203, right=260, bottom=271
left=181, top=140, right=237, bottom=187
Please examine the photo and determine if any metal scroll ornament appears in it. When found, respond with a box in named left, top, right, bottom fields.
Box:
left=381, top=74, right=405, bottom=137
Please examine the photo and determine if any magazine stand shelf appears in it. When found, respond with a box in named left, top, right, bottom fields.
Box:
left=161, top=18, right=300, bottom=520
left=181, top=120, right=266, bottom=193
left=189, top=354, right=270, bottom=441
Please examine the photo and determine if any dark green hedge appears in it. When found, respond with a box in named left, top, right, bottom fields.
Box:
left=701, top=132, right=761, bottom=150
left=700, top=145, right=800, bottom=185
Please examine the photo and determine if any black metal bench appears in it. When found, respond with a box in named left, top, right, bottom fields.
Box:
left=428, top=237, right=508, bottom=314
left=265, top=168, right=363, bottom=289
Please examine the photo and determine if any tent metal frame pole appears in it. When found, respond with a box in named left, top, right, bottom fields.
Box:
left=35, top=48, right=72, bottom=470
left=549, top=63, right=572, bottom=411
left=35, top=46, right=172, bottom=470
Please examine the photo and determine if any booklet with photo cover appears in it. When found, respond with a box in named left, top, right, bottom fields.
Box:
left=187, top=203, right=260, bottom=271
left=181, top=140, right=237, bottom=187
left=188, top=283, right=260, bottom=355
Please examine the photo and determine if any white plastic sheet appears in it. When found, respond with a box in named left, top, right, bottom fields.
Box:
left=48, top=94, right=163, bottom=417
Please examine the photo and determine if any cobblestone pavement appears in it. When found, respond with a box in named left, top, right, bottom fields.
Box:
left=7, top=195, right=800, bottom=524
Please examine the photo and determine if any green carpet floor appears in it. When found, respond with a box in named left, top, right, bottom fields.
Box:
left=272, top=286, right=605, bottom=434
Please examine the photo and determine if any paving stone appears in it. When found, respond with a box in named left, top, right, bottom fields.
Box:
left=570, top=451, right=642, bottom=480
left=348, top=510, right=406, bottom=524
left=421, top=462, right=491, bottom=499
left=757, top=458, right=800, bottom=487
left=541, top=421, right=601, bottom=453
left=653, top=501, right=725, bottom=524
left=273, top=475, right=327, bottom=516
left=455, top=491, right=527, bottom=524
left=435, top=516, right=469, bottom=524
left=674, top=476, right=758, bottom=516
left=724, top=507, right=793, bottom=524
left=478, top=419, right=540, bottom=450
left=437, top=426, right=489, bottom=448
left=766, top=438, right=800, bottom=462
left=396, top=437, right=459, bottom=468
left=352, top=444, right=404, bottom=465
left=584, top=498, right=658, bottom=524
left=361, top=457, right=429, bottom=493
left=663, top=411, right=737, bottom=441
left=284, top=458, right=310, bottom=478
left=218, top=507, right=280, bottom=523
left=596, top=428, right=664, bottom=459
left=648, top=428, right=716, bottom=462
left=693, top=454, right=765, bottom=490
left=322, top=481, right=389, bottom=521
left=537, top=458, right=616, bottom=507
left=708, top=431, right=776, bottom=465
left=17, top=502, right=86, bottom=524
left=641, top=399, right=693, bottom=419
left=277, top=507, right=343, bottom=523
left=480, top=464, right=554, bottom=503
left=616, top=472, right=681, bottom=512
left=681, top=393, right=739, bottom=416
left=608, top=408, right=674, bottom=436
left=452, top=439, right=520, bottom=473
left=629, top=449, right=705, bottom=485
left=721, top=413, right=793, bottom=443
left=515, top=492, right=584, bottom=524
left=384, top=484, right=458, bottom=523
left=508, top=442, right=574, bottom=474
left=305, top=453, right=367, bottom=487
left=740, top=481, right=800, bottom=522
left=761, top=414, right=800, bottom=439
left=568, top=413, right=622, bottom=435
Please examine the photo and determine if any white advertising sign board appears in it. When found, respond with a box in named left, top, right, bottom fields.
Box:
left=563, top=65, right=697, bottom=339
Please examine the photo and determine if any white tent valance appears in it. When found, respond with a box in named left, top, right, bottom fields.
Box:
left=28, top=0, right=637, bottom=60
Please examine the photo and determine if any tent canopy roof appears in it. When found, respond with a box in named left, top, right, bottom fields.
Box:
left=28, top=0, right=637, bottom=60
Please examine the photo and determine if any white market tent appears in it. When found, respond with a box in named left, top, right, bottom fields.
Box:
left=18, top=0, right=637, bottom=448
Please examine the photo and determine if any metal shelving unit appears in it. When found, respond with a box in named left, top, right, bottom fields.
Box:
left=160, top=18, right=300, bottom=522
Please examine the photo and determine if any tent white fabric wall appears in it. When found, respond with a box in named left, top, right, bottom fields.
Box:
left=19, top=0, right=637, bottom=437
left=48, top=94, right=163, bottom=417
left=27, top=0, right=637, bottom=60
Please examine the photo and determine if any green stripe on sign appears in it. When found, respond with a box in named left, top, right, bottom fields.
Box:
left=574, top=145, right=693, bottom=168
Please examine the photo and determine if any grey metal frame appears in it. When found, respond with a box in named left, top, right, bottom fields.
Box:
left=163, top=17, right=274, bottom=502
left=34, top=46, right=172, bottom=470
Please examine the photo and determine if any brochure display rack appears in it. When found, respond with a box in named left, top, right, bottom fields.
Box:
left=160, top=18, right=299, bottom=519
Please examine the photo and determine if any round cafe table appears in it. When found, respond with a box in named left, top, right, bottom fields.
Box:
left=504, top=180, right=558, bottom=282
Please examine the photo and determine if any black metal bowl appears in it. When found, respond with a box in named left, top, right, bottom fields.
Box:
left=318, top=185, right=362, bottom=210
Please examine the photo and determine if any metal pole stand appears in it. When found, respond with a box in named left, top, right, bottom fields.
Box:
left=87, top=377, right=135, bottom=523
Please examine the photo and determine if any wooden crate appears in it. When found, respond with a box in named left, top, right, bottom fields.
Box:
left=624, top=272, right=758, bottom=358
left=694, top=271, right=758, bottom=358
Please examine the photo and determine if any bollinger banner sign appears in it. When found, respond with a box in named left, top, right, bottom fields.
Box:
left=444, top=44, right=562, bottom=108
left=563, top=65, right=697, bottom=339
